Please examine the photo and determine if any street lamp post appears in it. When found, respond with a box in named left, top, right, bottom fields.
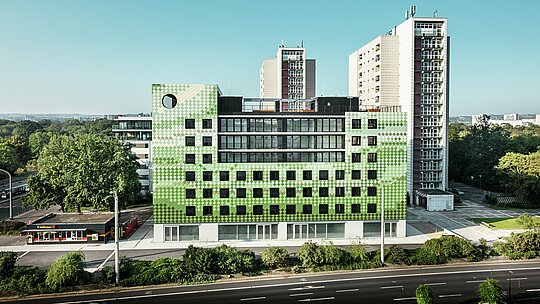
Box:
left=380, top=183, right=386, bottom=265
left=508, top=271, right=513, bottom=303
left=114, top=191, right=120, bottom=286
left=479, top=174, right=482, bottom=190
left=0, top=169, right=13, bottom=220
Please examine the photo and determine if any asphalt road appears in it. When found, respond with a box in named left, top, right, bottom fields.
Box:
left=4, top=260, right=540, bottom=304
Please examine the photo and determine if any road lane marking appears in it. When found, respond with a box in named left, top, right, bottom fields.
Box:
left=438, top=294, right=462, bottom=298
left=241, top=297, right=266, bottom=301
left=16, top=251, right=30, bottom=260
left=336, top=288, right=359, bottom=293
left=289, top=286, right=325, bottom=291
left=96, top=251, right=115, bottom=271
left=381, top=285, right=403, bottom=289
left=290, top=293, right=314, bottom=297
left=393, top=297, right=416, bottom=301
left=466, top=280, right=485, bottom=283
left=298, top=297, right=335, bottom=302
left=507, top=277, right=527, bottom=280
left=527, top=289, right=540, bottom=292
left=424, top=282, right=446, bottom=286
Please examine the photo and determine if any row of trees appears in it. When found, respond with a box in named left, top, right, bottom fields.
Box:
left=416, top=278, right=504, bottom=304
left=449, top=116, right=540, bottom=206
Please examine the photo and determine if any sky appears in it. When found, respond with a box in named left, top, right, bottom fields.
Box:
left=0, top=0, right=539, bottom=116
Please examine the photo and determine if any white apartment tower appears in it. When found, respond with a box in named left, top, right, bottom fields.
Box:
left=260, top=43, right=316, bottom=99
left=349, top=11, right=450, bottom=206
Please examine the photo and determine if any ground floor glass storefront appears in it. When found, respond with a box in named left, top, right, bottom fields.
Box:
left=218, top=224, right=278, bottom=240
left=164, top=225, right=199, bottom=241
left=363, top=222, right=398, bottom=237
left=286, top=223, right=345, bottom=239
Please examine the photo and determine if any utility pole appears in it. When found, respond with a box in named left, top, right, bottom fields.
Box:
left=380, top=183, right=385, bottom=265
left=114, top=191, right=120, bottom=286
left=508, top=271, right=513, bottom=304
left=0, top=169, right=13, bottom=220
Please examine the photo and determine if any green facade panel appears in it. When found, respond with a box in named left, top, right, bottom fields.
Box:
left=152, top=84, right=407, bottom=225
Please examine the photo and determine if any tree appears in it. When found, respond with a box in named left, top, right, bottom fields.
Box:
left=261, top=247, right=289, bottom=269
left=0, top=140, right=19, bottom=173
left=23, top=134, right=140, bottom=212
left=478, top=278, right=504, bottom=304
left=5, top=135, right=32, bottom=166
left=28, top=131, right=53, bottom=159
left=496, top=150, right=540, bottom=205
left=45, top=251, right=86, bottom=291
left=0, top=252, right=17, bottom=279
left=415, top=284, right=433, bottom=304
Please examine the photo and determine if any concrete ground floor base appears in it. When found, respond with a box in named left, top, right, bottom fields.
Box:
left=153, top=220, right=407, bottom=243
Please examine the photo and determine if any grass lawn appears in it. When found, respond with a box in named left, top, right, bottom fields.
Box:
left=471, top=216, right=540, bottom=229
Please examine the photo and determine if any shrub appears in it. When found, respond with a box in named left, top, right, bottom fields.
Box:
left=348, top=244, right=377, bottom=269
left=516, top=213, right=538, bottom=229
left=214, top=245, right=256, bottom=274
left=415, top=284, right=433, bottom=304
left=385, top=245, right=408, bottom=265
left=297, top=242, right=346, bottom=269
left=260, top=247, right=289, bottom=269
left=478, top=278, right=504, bottom=304
left=45, top=251, right=86, bottom=291
left=410, top=236, right=479, bottom=265
left=183, top=245, right=216, bottom=274
left=0, top=251, right=17, bottom=278
left=495, top=231, right=540, bottom=259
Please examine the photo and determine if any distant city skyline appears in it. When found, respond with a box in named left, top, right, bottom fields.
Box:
left=1, top=0, right=539, bottom=116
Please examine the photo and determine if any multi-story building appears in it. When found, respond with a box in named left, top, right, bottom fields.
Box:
left=112, top=115, right=152, bottom=194
left=260, top=43, right=316, bottom=99
left=152, top=84, right=407, bottom=243
left=471, top=114, right=540, bottom=127
left=349, top=12, right=451, bottom=207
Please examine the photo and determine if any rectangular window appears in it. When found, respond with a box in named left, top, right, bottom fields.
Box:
left=186, top=206, right=196, bottom=216
left=368, top=186, right=377, bottom=196
left=335, top=204, right=345, bottom=214
left=203, top=154, right=212, bottom=164
left=319, top=170, right=328, bottom=180
left=253, top=205, right=263, bottom=215
left=253, top=188, right=263, bottom=198
left=286, top=188, right=296, bottom=198
left=335, top=187, right=345, bottom=197
left=203, top=188, right=213, bottom=198
left=185, top=119, right=195, bottom=129
left=368, top=136, right=377, bottom=146
left=367, top=203, right=377, bottom=213
left=352, top=187, right=361, bottom=197
left=352, top=153, right=361, bottom=163
left=236, top=171, right=246, bottom=181
left=335, top=170, right=345, bottom=180
left=220, top=188, right=229, bottom=198
left=368, top=119, right=377, bottom=129
left=368, top=170, right=377, bottom=180
left=352, top=119, right=361, bottom=129
left=368, top=153, right=377, bottom=163
left=286, top=205, right=296, bottom=214
left=220, top=171, right=229, bottom=181
left=286, top=170, right=296, bottom=180
left=202, top=171, right=212, bottom=181
left=236, top=205, right=246, bottom=215
left=270, top=188, right=280, bottom=198
left=352, top=136, right=361, bottom=146
left=303, top=205, right=312, bottom=214
left=202, top=119, right=212, bottom=129
left=319, top=204, right=329, bottom=214
left=270, top=205, right=280, bottom=215
left=185, top=171, right=195, bottom=181
left=351, top=204, right=361, bottom=213
left=303, top=187, right=312, bottom=197
left=185, top=154, right=195, bottom=164
left=253, top=171, right=263, bottom=181
left=203, top=136, right=212, bottom=146
left=186, top=189, right=196, bottom=199
left=303, top=170, right=312, bottom=180
left=236, top=188, right=246, bottom=198
left=319, top=187, right=329, bottom=197
left=270, top=171, right=279, bottom=181
left=185, top=136, right=195, bottom=146
left=352, top=170, right=361, bottom=180
left=203, top=206, right=213, bottom=216
left=220, top=206, right=229, bottom=216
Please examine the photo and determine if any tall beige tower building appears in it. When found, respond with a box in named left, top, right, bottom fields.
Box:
left=349, top=11, right=451, bottom=208
left=260, top=43, right=316, bottom=99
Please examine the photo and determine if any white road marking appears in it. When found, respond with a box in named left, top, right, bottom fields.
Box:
left=424, top=282, right=446, bottom=286
left=381, top=285, right=404, bottom=289
left=336, top=289, right=359, bottom=293
left=438, top=294, right=462, bottom=298
left=393, top=297, right=416, bottom=301
left=507, top=277, right=527, bottom=280
left=527, top=289, right=540, bottom=292
left=241, top=297, right=266, bottom=301
left=466, top=280, right=485, bottom=283
left=290, top=286, right=325, bottom=291
left=16, top=251, right=30, bottom=260
left=96, top=251, right=115, bottom=271
left=290, top=293, right=314, bottom=297
left=298, top=297, right=335, bottom=302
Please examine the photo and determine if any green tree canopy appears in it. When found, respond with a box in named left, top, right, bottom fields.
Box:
left=496, top=150, right=540, bottom=204
left=415, top=284, right=433, bottom=304
left=45, top=251, right=86, bottom=291
left=0, top=140, right=19, bottom=173
left=23, top=134, right=140, bottom=212
left=478, top=278, right=504, bottom=304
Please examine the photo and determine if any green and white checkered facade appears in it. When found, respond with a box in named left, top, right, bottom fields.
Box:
left=152, top=84, right=407, bottom=242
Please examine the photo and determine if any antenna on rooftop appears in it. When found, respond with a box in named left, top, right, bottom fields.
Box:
left=280, top=40, right=284, bottom=47
left=405, top=9, right=409, bottom=19
left=434, top=10, right=438, bottom=17
left=410, top=5, right=416, bottom=17
left=301, top=40, right=304, bottom=47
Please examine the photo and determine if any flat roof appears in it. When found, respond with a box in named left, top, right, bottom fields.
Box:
left=34, top=213, right=114, bottom=225
left=416, top=189, right=453, bottom=196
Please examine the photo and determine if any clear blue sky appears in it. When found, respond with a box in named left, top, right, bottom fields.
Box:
left=1, top=0, right=539, bottom=116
